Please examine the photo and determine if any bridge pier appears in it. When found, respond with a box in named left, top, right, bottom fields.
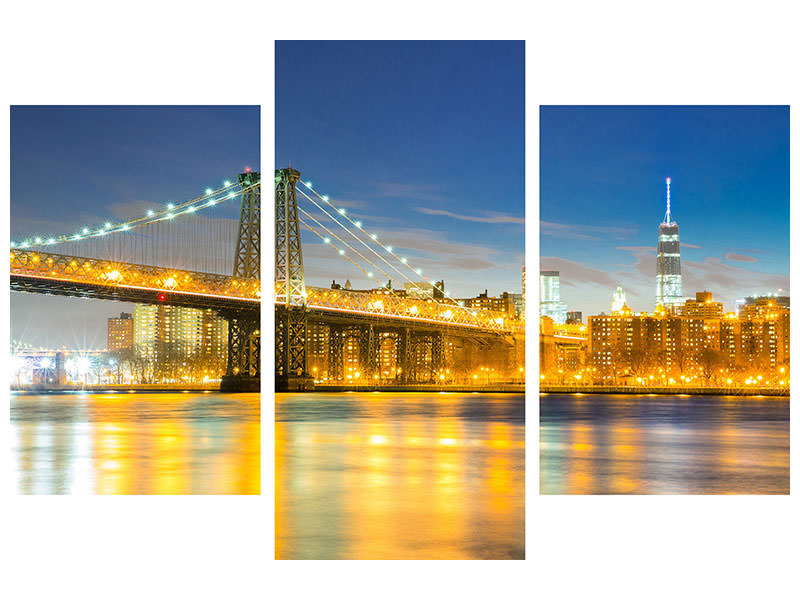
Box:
left=220, top=309, right=260, bottom=392
left=276, top=306, right=314, bottom=391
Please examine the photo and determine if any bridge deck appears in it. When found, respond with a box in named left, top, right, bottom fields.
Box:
left=10, top=249, right=259, bottom=313
left=276, top=286, right=523, bottom=335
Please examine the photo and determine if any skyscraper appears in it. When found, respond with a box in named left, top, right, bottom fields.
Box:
left=655, top=178, right=683, bottom=308
left=540, top=270, right=568, bottom=324
left=611, top=283, right=626, bottom=313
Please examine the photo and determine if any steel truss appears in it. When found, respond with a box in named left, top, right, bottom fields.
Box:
left=227, top=171, right=261, bottom=382
left=300, top=286, right=521, bottom=334
left=10, top=248, right=260, bottom=310
left=275, top=167, right=309, bottom=382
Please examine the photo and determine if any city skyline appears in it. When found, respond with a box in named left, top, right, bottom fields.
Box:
left=540, top=106, right=789, bottom=316
left=10, top=106, right=259, bottom=348
left=276, top=41, right=525, bottom=299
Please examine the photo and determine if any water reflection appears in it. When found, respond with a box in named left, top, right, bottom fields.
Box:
left=11, top=392, right=260, bottom=495
left=276, top=392, right=525, bottom=560
left=540, top=394, right=789, bottom=494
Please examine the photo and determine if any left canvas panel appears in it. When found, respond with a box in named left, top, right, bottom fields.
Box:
left=9, top=105, right=261, bottom=494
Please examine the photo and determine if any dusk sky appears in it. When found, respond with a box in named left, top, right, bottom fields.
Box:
left=540, top=106, right=789, bottom=316
left=276, top=41, right=525, bottom=298
left=10, top=106, right=259, bottom=349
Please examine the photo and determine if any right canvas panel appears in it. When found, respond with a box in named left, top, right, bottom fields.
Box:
left=539, top=105, right=789, bottom=494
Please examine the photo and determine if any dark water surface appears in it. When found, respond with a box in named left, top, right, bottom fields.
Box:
left=540, top=393, right=789, bottom=494
left=276, top=392, right=525, bottom=559
left=11, top=392, right=260, bottom=494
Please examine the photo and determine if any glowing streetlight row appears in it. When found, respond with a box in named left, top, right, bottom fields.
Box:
left=10, top=179, right=254, bottom=249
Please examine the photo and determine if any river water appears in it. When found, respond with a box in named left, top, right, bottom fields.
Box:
left=10, top=392, right=260, bottom=494
left=276, top=392, right=525, bottom=559
left=540, top=393, right=789, bottom=494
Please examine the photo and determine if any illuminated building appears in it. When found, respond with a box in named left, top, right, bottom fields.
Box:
left=133, top=304, right=228, bottom=377
left=737, top=295, right=790, bottom=319
left=461, top=290, right=516, bottom=316
left=510, top=293, right=525, bottom=319
left=611, top=284, right=626, bottom=313
left=655, top=178, right=684, bottom=308
left=676, top=291, right=724, bottom=319
left=306, top=322, right=330, bottom=379
left=107, top=312, right=133, bottom=351
left=404, top=280, right=445, bottom=299
left=588, top=311, right=706, bottom=377
left=539, top=270, right=568, bottom=324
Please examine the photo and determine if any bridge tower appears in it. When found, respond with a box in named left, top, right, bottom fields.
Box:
left=275, top=167, right=313, bottom=391
left=221, top=170, right=261, bottom=392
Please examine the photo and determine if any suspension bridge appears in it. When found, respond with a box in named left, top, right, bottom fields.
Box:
left=10, top=171, right=261, bottom=391
left=275, top=167, right=524, bottom=391
left=11, top=167, right=524, bottom=393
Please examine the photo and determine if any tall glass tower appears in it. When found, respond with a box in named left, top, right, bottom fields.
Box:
left=655, top=177, right=683, bottom=308
left=540, top=270, right=568, bottom=323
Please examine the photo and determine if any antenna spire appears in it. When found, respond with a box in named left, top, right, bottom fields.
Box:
left=664, top=177, right=672, bottom=224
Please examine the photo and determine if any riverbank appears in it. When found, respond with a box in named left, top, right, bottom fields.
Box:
left=540, top=384, right=789, bottom=397
left=309, top=383, right=526, bottom=393
left=11, top=384, right=219, bottom=394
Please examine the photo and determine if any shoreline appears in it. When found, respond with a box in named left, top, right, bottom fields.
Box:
left=289, top=384, right=526, bottom=393
left=540, top=385, right=789, bottom=397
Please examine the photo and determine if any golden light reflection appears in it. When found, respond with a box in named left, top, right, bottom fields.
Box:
left=12, top=393, right=259, bottom=495
left=541, top=396, right=789, bottom=495
left=275, top=392, right=524, bottom=559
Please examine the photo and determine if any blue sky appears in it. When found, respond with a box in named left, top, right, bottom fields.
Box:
left=540, top=106, right=789, bottom=316
left=10, top=106, right=259, bottom=349
left=276, top=41, right=525, bottom=298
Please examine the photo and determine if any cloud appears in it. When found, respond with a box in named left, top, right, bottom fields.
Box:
left=540, top=256, right=618, bottom=289
left=541, top=220, right=637, bottom=241
left=681, top=242, right=701, bottom=249
left=413, top=206, right=524, bottom=224
left=724, top=251, right=758, bottom=263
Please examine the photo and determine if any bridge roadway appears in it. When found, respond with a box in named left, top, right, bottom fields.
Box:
left=278, top=285, right=521, bottom=337
left=10, top=248, right=259, bottom=313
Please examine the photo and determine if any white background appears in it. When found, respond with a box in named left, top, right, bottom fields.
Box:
left=2, top=1, right=797, bottom=598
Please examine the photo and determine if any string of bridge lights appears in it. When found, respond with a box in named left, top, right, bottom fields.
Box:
left=297, top=179, right=452, bottom=297
left=297, top=217, right=383, bottom=285
left=296, top=206, right=394, bottom=284
left=9, top=179, right=260, bottom=250
left=295, top=189, right=414, bottom=286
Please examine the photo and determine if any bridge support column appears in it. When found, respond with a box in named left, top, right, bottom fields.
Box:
left=276, top=306, right=314, bottom=391
left=220, top=310, right=260, bottom=392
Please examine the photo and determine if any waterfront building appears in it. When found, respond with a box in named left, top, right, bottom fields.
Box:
left=540, top=270, right=568, bottom=324
left=107, top=312, right=134, bottom=351
left=655, top=178, right=684, bottom=308
left=133, top=304, right=228, bottom=380
left=583, top=300, right=789, bottom=381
